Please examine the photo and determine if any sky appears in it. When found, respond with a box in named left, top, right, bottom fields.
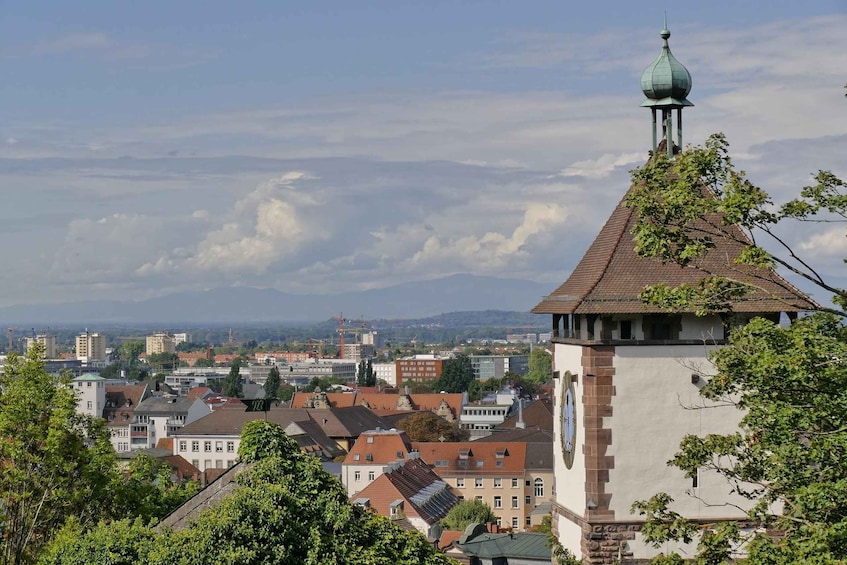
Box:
left=0, top=0, right=845, bottom=309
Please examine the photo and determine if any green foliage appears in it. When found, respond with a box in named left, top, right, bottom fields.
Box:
left=437, top=354, right=474, bottom=393
left=0, top=346, right=120, bottom=564
left=397, top=411, right=468, bottom=442
left=525, top=348, right=552, bottom=385
left=118, top=341, right=145, bottom=366
left=303, top=375, right=347, bottom=392
left=277, top=383, right=295, bottom=402
left=627, top=136, right=847, bottom=562
left=264, top=366, right=281, bottom=399
left=39, top=518, right=156, bottom=565
left=46, top=421, right=455, bottom=565
left=111, top=454, right=200, bottom=522
left=192, top=357, right=215, bottom=367
left=627, top=133, right=846, bottom=316
left=146, top=352, right=180, bottom=371
left=633, top=314, right=847, bottom=562
left=441, top=499, right=497, bottom=531
left=223, top=359, right=244, bottom=398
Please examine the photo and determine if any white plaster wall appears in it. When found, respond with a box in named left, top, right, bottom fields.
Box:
left=342, top=463, right=385, bottom=496
left=608, top=345, right=750, bottom=520
left=555, top=513, right=584, bottom=559
left=678, top=314, right=725, bottom=341
left=552, top=343, right=586, bottom=554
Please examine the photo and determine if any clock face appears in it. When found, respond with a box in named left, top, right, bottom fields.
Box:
left=561, top=377, right=576, bottom=469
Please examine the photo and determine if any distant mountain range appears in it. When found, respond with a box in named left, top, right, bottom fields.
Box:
left=0, top=274, right=556, bottom=326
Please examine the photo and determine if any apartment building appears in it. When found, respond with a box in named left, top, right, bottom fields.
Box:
left=104, top=384, right=153, bottom=452
left=25, top=333, right=57, bottom=358
left=76, top=330, right=107, bottom=362
left=413, top=441, right=554, bottom=531
left=342, top=428, right=414, bottom=496
left=146, top=332, right=176, bottom=355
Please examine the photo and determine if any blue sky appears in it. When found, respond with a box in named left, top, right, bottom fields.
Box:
left=0, top=0, right=845, bottom=308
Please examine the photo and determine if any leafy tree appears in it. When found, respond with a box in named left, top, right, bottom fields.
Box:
left=111, top=453, right=200, bottom=523
left=365, top=359, right=375, bottom=387
left=264, top=366, right=281, bottom=399
left=0, top=345, right=119, bottom=564
left=277, top=383, right=295, bottom=402
left=626, top=133, right=845, bottom=316
left=223, top=359, right=243, bottom=398
left=437, top=353, right=474, bottom=393
left=441, top=499, right=497, bottom=531
left=303, top=375, right=346, bottom=392
left=401, top=380, right=436, bottom=394
left=397, top=411, right=468, bottom=442
left=524, top=348, right=552, bottom=385
left=357, top=359, right=367, bottom=387
left=43, top=421, right=455, bottom=565
left=626, top=136, right=847, bottom=562
left=146, top=352, right=180, bottom=371
left=192, top=357, right=215, bottom=368
left=118, top=341, right=144, bottom=367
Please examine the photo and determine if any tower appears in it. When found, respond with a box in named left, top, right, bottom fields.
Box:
left=640, top=20, right=692, bottom=158
left=533, top=25, right=813, bottom=563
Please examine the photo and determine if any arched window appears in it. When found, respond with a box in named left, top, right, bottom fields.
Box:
left=534, top=478, right=544, bottom=498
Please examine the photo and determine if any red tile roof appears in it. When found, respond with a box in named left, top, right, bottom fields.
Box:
left=412, top=442, right=529, bottom=475
left=344, top=429, right=413, bottom=464
left=533, top=184, right=815, bottom=315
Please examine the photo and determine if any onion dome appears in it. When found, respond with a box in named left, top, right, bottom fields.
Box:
left=640, top=26, right=693, bottom=108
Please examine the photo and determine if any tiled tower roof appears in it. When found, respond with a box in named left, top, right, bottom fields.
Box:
left=532, top=185, right=815, bottom=316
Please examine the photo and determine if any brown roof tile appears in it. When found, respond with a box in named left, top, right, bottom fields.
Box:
left=533, top=186, right=815, bottom=315
left=344, top=429, right=413, bottom=464
left=412, top=442, right=529, bottom=475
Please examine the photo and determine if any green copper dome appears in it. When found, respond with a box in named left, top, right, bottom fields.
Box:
left=640, top=27, right=693, bottom=108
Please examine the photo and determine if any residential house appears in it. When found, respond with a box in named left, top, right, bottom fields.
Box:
left=104, top=384, right=153, bottom=452
left=413, top=441, right=554, bottom=532
left=132, top=396, right=211, bottom=449
left=353, top=455, right=458, bottom=541
left=342, top=428, right=414, bottom=496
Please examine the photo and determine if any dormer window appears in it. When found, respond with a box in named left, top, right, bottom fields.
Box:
left=365, top=454, right=373, bottom=461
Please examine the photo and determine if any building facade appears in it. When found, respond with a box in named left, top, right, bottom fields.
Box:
left=395, top=355, right=444, bottom=383
left=146, top=332, right=176, bottom=355
left=75, top=330, right=107, bottom=362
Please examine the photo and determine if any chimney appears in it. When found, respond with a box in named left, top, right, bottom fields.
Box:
left=516, top=398, right=525, bottom=429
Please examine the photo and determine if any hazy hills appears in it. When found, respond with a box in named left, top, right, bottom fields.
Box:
left=0, top=274, right=555, bottom=326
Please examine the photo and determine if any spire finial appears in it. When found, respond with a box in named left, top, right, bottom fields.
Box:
left=661, top=13, right=670, bottom=43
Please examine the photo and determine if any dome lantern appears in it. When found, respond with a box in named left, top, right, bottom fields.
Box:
left=640, top=20, right=693, bottom=157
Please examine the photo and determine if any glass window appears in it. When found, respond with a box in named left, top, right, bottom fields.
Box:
left=179, top=441, right=186, bottom=452
left=494, top=496, right=502, bottom=509
left=512, top=517, right=519, bottom=529
left=368, top=471, right=375, bottom=481
left=456, top=478, right=465, bottom=488
left=475, top=478, right=483, bottom=488
left=511, top=496, right=519, bottom=508
left=215, top=441, right=223, bottom=452
left=226, top=441, right=235, bottom=453
left=354, top=471, right=361, bottom=481
left=493, top=478, right=502, bottom=488
left=204, top=441, right=212, bottom=452
left=191, top=441, right=199, bottom=452
left=525, top=495, right=531, bottom=505
left=511, top=478, right=519, bottom=488
left=526, top=516, right=532, bottom=526
left=534, top=478, right=544, bottom=497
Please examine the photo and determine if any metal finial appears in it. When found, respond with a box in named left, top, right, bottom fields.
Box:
left=661, top=13, right=670, bottom=42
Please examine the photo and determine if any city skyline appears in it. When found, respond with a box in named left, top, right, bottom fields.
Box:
left=1, top=1, right=845, bottom=308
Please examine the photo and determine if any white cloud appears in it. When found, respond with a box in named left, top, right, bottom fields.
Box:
left=799, top=227, right=847, bottom=257
left=560, top=152, right=643, bottom=178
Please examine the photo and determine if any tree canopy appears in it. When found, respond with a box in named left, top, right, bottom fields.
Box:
left=223, top=359, right=244, bottom=398
left=263, top=365, right=281, bottom=399
left=625, top=136, right=847, bottom=563
left=0, top=346, right=120, bottom=565
left=524, top=348, right=552, bottom=385
left=438, top=353, right=474, bottom=393
left=397, top=411, right=467, bottom=442
left=441, top=499, right=497, bottom=531
left=42, top=421, right=455, bottom=565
